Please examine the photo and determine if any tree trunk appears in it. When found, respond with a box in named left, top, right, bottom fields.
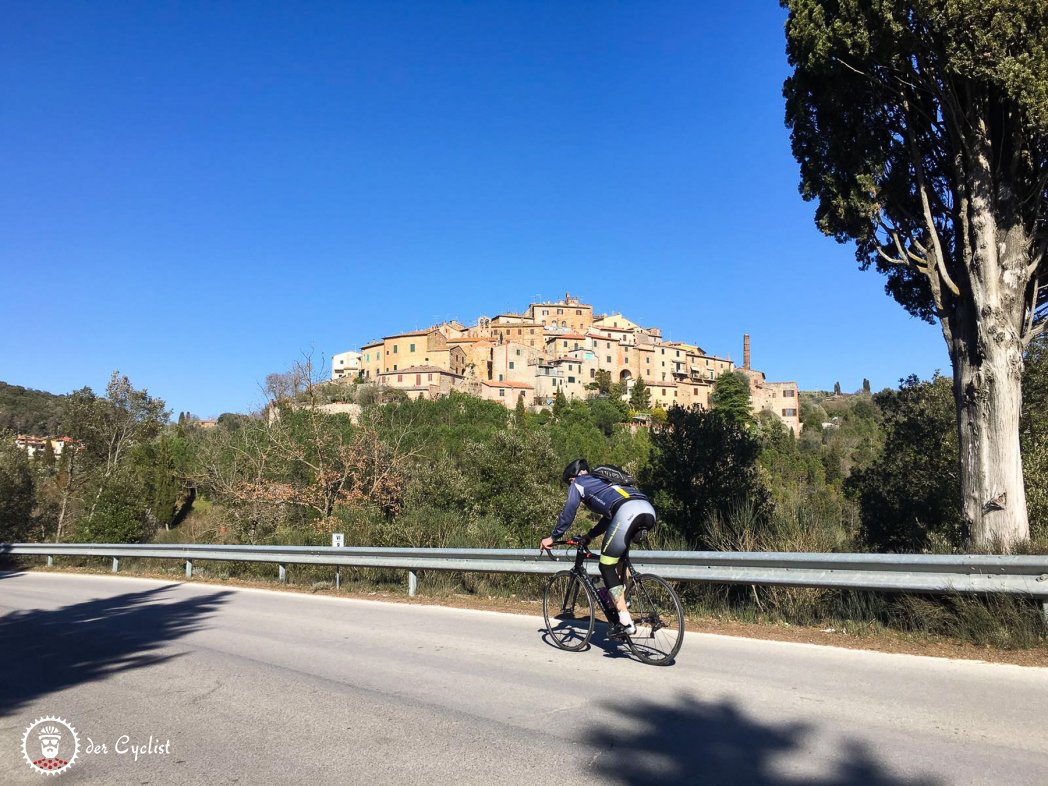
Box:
left=948, top=158, right=1031, bottom=550
left=952, top=326, right=1029, bottom=549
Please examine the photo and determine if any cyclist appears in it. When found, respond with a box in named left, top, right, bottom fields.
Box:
left=540, top=458, right=656, bottom=638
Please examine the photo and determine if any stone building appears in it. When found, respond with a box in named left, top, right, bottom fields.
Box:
left=337, top=297, right=800, bottom=432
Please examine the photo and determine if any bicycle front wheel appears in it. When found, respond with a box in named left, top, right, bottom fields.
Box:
left=625, top=573, right=684, bottom=665
left=543, top=570, right=595, bottom=652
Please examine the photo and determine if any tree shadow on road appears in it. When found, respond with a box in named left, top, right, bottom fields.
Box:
left=583, top=695, right=943, bottom=786
left=0, top=584, right=231, bottom=717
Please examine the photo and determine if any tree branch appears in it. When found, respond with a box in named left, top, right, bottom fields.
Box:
left=903, top=100, right=961, bottom=298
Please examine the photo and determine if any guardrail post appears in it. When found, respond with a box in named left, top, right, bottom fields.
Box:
left=279, top=563, right=287, bottom=583
left=112, top=557, right=119, bottom=573
left=47, top=555, right=54, bottom=568
left=335, top=567, right=341, bottom=590
left=408, top=570, right=417, bottom=597
left=1042, top=600, right=1047, bottom=626
left=185, top=560, right=193, bottom=579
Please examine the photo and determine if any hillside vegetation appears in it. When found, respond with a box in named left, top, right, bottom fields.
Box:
left=2, top=355, right=1046, bottom=649
left=0, top=381, right=66, bottom=434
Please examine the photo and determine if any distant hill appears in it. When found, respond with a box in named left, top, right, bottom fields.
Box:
left=0, top=381, right=67, bottom=435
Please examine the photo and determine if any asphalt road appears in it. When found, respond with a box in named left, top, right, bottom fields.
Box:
left=1, top=571, right=1045, bottom=785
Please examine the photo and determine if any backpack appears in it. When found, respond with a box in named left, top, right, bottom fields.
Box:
left=590, top=464, right=637, bottom=487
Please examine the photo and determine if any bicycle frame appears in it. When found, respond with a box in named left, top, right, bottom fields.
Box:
left=542, top=537, right=684, bottom=665
left=546, top=539, right=623, bottom=622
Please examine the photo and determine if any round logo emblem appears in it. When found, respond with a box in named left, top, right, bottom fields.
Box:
left=21, top=716, right=80, bottom=776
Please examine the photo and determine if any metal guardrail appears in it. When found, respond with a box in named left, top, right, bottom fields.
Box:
left=4, top=543, right=1048, bottom=614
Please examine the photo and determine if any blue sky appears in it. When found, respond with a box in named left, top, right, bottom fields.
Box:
left=2, top=2, right=949, bottom=418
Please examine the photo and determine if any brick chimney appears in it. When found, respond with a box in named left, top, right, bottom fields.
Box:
left=743, top=334, right=751, bottom=370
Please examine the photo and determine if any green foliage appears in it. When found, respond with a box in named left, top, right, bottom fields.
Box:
left=846, top=375, right=964, bottom=552
left=0, top=381, right=66, bottom=435
left=0, top=436, right=35, bottom=542
left=710, top=371, right=755, bottom=429
left=459, top=428, right=562, bottom=546
left=62, top=372, right=169, bottom=473
left=375, top=393, right=510, bottom=460
left=591, top=369, right=612, bottom=395
left=799, top=391, right=883, bottom=479
left=628, top=377, right=652, bottom=410
left=75, top=470, right=150, bottom=543
left=642, top=406, right=770, bottom=550
left=1022, top=336, right=1048, bottom=539
left=552, top=387, right=568, bottom=416
left=514, top=392, right=526, bottom=425
left=756, top=411, right=859, bottom=548
left=131, top=435, right=188, bottom=531
left=783, top=0, right=1048, bottom=322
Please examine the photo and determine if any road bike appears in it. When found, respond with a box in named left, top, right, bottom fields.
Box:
left=541, top=538, right=684, bottom=666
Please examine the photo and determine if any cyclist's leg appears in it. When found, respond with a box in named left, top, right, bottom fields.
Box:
left=599, top=501, right=656, bottom=631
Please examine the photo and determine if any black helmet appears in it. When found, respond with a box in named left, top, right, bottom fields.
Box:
left=562, top=458, right=589, bottom=484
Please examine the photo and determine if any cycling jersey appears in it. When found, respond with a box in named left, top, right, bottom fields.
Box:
left=551, top=473, right=649, bottom=539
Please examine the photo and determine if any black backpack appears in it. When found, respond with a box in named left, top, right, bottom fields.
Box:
left=590, top=464, right=638, bottom=487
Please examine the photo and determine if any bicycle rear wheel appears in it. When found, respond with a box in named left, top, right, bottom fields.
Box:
left=625, top=573, right=684, bottom=665
left=543, top=570, right=595, bottom=651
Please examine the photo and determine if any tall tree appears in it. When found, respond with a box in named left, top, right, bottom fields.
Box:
left=783, top=1, right=1048, bottom=548
left=642, top=406, right=770, bottom=550
left=711, top=371, right=755, bottom=429
left=61, top=372, right=169, bottom=535
left=629, top=377, right=652, bottom=410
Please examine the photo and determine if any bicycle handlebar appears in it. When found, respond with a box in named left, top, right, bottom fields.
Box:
left=541, top=537, right=595, bottom=561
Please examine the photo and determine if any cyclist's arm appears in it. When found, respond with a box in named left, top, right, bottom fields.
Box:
left=549, top=481, right=584, bottom=540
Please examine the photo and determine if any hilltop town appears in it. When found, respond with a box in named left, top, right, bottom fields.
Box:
left=332, top=293, right=801, bottom=433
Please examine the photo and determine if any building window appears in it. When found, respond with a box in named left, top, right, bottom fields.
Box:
left=397, top=374, right=403, bottom=382
left=782, top=408, right=797, bottom=417
left=607, top=356, right=612, bottom=363
left=557, top=308, right=563, bottom=315
left=516, top=349, right=521, bottom=356
left=568, top=376, right=576, bottom=383
left=409, top=343, right=415, bottom=352
left=783, top=389, right=796, bottom=397
left=499, top=389, right=506, bottom=397
left=529, top=328, right=535, bottom=334
left=590, top=369, right=596, bottom=378
left=393, top=345, right=398, bottom=354
left=428, top=374, right=433, bottom=381
left=509, top=362, right=515, bottom=370
left=415, top=374, right=421, bottom=385
left=393, top=364, right=397, bottom=371
left=498, top=373, right=504, bottom=381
